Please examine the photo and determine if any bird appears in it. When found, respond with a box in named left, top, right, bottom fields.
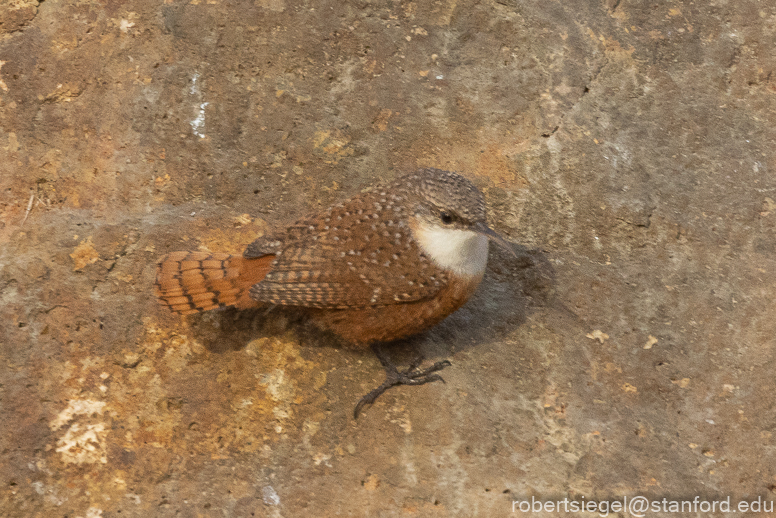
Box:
left=155, top=168, right=514, bottom=417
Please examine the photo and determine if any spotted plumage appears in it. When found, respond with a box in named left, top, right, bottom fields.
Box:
left=155, top=168, right=508, bottom=346
left=248, top=188, right=449, bottom=309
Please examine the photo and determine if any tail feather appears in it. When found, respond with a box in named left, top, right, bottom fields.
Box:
left=155, top=251, right=274, bottom=314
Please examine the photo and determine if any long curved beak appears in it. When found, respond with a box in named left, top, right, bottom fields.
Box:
left=474, top=222, right=517, bottom=257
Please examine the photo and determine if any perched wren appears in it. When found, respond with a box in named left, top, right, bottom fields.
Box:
left=155, top=168, right=513, bottom=417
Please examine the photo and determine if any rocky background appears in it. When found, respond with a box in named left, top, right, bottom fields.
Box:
left=1, top=0, right=775, bottom=516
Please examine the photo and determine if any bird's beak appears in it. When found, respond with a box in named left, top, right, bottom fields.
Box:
left=474, top=222, right=517, bottom=256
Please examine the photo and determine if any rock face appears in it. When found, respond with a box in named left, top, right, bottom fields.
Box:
left=1, top=0, right=775, bottom=515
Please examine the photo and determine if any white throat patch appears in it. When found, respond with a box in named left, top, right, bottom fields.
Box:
left=413, top=221, right=489, bottom=278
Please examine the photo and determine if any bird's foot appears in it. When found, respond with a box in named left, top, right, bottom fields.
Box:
left=353, top=344, right=452, bottom=418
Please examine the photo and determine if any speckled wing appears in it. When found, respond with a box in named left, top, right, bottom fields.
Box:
left=243, top=231, right=285, bottom=259
left=247, top=192, right=449, bottom=309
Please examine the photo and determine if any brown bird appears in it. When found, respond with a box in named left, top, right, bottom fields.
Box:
left=155, top=168, right=513, bottom=417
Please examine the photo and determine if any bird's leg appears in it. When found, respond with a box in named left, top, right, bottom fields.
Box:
left=353, top=343, right=452, bottom=418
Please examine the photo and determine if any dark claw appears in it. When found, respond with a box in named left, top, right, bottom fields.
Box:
left=353, top=346, right=452, bottom=419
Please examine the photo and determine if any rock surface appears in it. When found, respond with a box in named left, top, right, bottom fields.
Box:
left=1, top=0, right=775, bottom=515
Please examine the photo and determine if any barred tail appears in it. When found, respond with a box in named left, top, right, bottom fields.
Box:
left=155, top=251, right=274, bottom=314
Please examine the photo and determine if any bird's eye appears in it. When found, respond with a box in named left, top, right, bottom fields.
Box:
left=440, top=212, right=453, bottom=224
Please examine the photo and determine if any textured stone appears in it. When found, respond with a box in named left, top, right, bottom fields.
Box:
left=1, top=0, right=775, bottom=515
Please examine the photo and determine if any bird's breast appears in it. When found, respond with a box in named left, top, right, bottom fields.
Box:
left=411, top=221, right=489, bottom=278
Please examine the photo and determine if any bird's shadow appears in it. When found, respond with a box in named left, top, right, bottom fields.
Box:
left=186, top=305, right=306, bottom=354
left=407, top=244, right=557, bottom=362
left=185, top=244, right=556, bottom=362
